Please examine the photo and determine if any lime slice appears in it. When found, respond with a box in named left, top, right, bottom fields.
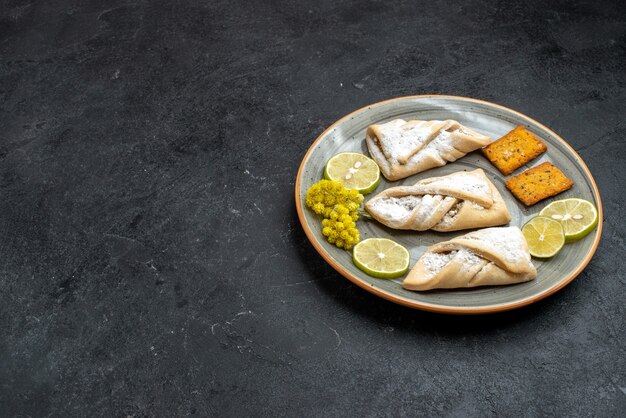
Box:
left=522, top=216, right=565, bottom=258
left=539, top=198, right=598, bottom=242
left=324, top=152, right=380, bottom=194
left=352, top=238, right=410, bottom=279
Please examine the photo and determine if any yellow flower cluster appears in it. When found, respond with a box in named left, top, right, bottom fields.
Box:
left=305, top=180, right=364, bottom=250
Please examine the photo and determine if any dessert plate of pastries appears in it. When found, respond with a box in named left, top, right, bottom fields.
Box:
left=295, top=95, right=602, bottom=314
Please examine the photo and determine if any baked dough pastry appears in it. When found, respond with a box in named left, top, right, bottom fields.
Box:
left=403, top=226, right=537, bottom=291
left=366, top=119, right=492, bottom=180
left=365, top=169, right=511, bottom=232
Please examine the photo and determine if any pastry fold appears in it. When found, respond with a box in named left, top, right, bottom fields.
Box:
left=366, top=119, right=492, bottom=180
left=365, top=169, right=511, bottom=232
left=403, top=226, right=537, bottom=291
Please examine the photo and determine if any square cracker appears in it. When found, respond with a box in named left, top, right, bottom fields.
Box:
left=483, top=126, right=547, bottom=175
left=505, top=162, right=574, bottom=206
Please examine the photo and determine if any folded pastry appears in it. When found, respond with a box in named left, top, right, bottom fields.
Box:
left=403, top=227, right=537, bottom=291
left=365, top=169, right=511, bottom=232
left=366, top=119, right=492, bottom=180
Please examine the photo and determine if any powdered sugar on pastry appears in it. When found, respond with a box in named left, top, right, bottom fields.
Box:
left=437, top=201, right=464, bottom=227
left=366, top=195, right=423, bottom=225
left=371, top=119, right=440, bottom=164
left=366, top=119, right=492, bottom=180
left=459, top=227, right=527, bottom=264
left=403, top=226, right=537, bottom=291
left=419, top=251, right=456, bottom=279
left=419, top=170, right=491, bottom=202
left=364, top=169, right=511, bottom=232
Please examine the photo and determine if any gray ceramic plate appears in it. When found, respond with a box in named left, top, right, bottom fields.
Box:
left=295, top=95, right=602, bottom=314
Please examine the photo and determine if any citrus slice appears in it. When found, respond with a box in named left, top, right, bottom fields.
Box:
left=324, top=152, right=380, bottom=194
left=352, top=238, right=410, bottom=279
left=539, top=198, right=598, bottom=242
left=522, top=216, right=565, bottom=258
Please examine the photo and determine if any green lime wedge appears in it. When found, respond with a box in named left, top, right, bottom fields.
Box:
left=539, top=198, right=598, bottom=242
left=352, top=238, right=410, bottom=279
left=522, top=216, right=565, bottom=258
left=324, top=152, right=380, bottom=194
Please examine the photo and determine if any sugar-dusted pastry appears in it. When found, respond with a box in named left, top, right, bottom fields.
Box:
left=403, top=226, right=537, bottom=291
left=365, top=119, right=492, bottom=180
left=365, top=169, right=511, bottom=232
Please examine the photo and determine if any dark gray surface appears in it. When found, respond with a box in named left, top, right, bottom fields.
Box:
left=0, top=0, right=624, bottom=416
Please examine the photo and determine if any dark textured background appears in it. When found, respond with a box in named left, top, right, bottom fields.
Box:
left=1, top=0, right=625, bottom=416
